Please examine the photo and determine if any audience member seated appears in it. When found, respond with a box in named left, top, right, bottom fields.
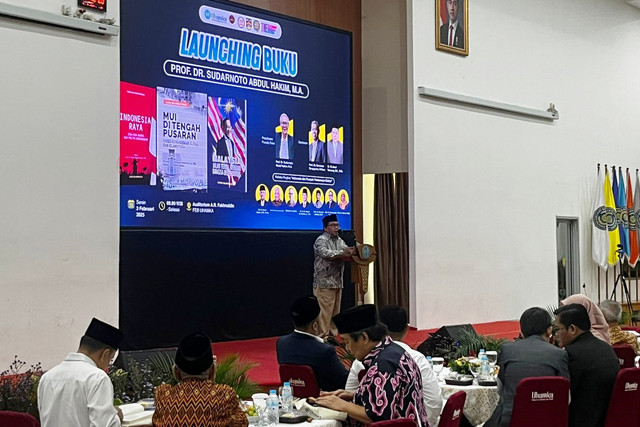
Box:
left=599, top=299, right=639, bottom=353
left=484, top=307, right=569, bottom=427
left=345, top=305, right=442, bottom=427
left=561, top=294, right=610, bottom=343
left=315, top=305, right=428, bottom=427
left=152, top=332, right=248, bottom=427
left=37, top=318, right=124, bottom=427
left=276, top=296, right=348, bottom=391
left=554, top=304, right=619, bottom=427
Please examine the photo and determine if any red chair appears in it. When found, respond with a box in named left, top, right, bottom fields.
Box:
left=370, top=418, right=416, bottom=427
left=278, top=364, right=320, bottom=398
left=0, top=411, right=40, bottom=427
left=603, top=367, right=640, bottom=427
left=621, top=325, right=640, bottom=334
left=509, top=376, right=570, bottom=427
left=438, top=390, right=466, bottom=427
left=612, top=345, right=637, bottom=369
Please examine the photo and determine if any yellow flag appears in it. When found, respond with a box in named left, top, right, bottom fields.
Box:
left=604, top=170, right=621, bottom=265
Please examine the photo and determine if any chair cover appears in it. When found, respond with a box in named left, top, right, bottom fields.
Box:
left=603, top=367, right=640, bottom=427
left=0, top=411, right=40, bottom=427
left=509, top=376, right=569, bottom=427
left=278, top=364, right=320, bottom=398
left=438, top=390, right=466, bottom=427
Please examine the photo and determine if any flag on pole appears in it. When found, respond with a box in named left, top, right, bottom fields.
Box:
left=627, top=169, right=639, bottom=266
left=635, top=171, right=640, bottom=266
left=591, top=167, right=609, bottom=269
left=617, top=167, right=630, bottom=259
left=604, top=168, right=621, bottom=266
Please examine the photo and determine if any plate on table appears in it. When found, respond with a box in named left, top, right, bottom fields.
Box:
left=444, top=377, right=473, bottom=386
left=279, top=414, right=312, bottom=424
left=138, top=398, right=155, bottom=410
left=478, top=379, right=497, bottom=387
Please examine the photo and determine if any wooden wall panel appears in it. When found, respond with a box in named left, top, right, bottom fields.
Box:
left=236, top=0, right=363, bottom=239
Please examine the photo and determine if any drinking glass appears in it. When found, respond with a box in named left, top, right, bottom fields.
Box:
left=431, top=357, right=445, bottom=376
left=279, top=385, right=294, bottom=413
left=252, top=393, right=268, bottom=426
left=469, top=358, right=481, bottom=378
left=278, top=385, right=294, bottom=399
left=486, top=351, right=498, bottom=366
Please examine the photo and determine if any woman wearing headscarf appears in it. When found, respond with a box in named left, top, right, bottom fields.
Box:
left=560, top=294, right=610, bottom=344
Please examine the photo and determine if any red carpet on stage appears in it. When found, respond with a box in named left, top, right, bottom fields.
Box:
left=211, top=320, right=520, bottom=390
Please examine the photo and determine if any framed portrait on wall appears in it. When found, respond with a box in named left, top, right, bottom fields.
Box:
left=435, top=0, right=468, bottom=56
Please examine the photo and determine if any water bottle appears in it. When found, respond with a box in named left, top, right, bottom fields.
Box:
left=480, top=354, right=490, bottom=378
left=426, top=356, right=433, bottom=368
left=267, top=390, right=279, bottom=425
left=281, top=382, right=293, bottom=413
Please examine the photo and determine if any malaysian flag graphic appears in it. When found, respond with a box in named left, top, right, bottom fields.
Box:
left=208, top=97, right=247, bottom=187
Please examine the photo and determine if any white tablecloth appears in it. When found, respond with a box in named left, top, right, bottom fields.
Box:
left=434, top=368, right=499, bottom=426
left=250, top=419, right=340, bottom=427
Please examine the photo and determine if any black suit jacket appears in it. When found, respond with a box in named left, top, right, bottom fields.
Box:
left=276, top=331, right=348, bottom=392
left=439, top=22, right=464, bottom=49
left=216, top=136, right=234, bottom=158
left=275, top=133, right=294, bottom=160
left=310, top=141, right=326, bottom=163
left=484, top=336, right=570, bottom=427
left=565, top=331, right=619, bottom=427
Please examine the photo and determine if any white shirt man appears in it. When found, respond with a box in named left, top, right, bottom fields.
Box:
left=38, top=318, right=124, bottom=427
left=38, top=353, right=121, bottom=427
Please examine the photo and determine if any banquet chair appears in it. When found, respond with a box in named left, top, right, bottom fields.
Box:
left=370, top=418, right=416, bottom=427
left=438, top=390, right=466, bottom=427
left=621, top=325, right=640, bottom=334
left=603, top=367, right=640, bottom=427
left=509, top=376, right=569, bottom=427
left=278, top=364, right=320, bottom=398
left=0, top=411, right=40, bottom=427
left=612, top=345, right=636, bottom=369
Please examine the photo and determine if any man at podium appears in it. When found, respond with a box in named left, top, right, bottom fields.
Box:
left=313, top=214, right=355, bottom=339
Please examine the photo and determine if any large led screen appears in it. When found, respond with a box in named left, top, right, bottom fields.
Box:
left=119, top=0, right=353, bottom=230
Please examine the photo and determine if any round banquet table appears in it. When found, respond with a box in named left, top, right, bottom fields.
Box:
left=440, top=382, right=499, bottom=426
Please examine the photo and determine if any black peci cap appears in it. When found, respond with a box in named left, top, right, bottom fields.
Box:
left=85, top=318, right=123, bottom=349
left=174, top=333, right=214, bottom=375
left=322, top=214, right=338, bottom=228
left=333, top=304, right=378, bottom=334
left=290, top=296, right=321, bottom=325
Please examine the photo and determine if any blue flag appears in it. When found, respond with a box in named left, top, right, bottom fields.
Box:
left=618, top=167, right=630, bottom=258
left=612, top=167, right=627, bottom=260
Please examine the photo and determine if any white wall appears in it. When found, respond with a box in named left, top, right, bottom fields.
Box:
left=0, top=1, right=119, bottom=369
left=408, top=0, right=640, bottom=329
left=3, top=0, right=640, bottom=369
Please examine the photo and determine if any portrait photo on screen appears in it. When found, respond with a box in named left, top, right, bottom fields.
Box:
left=208, top=97, right=247, bottom=192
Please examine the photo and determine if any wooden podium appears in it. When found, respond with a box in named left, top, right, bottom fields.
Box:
left=351, top=243, right=376, bottom=303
